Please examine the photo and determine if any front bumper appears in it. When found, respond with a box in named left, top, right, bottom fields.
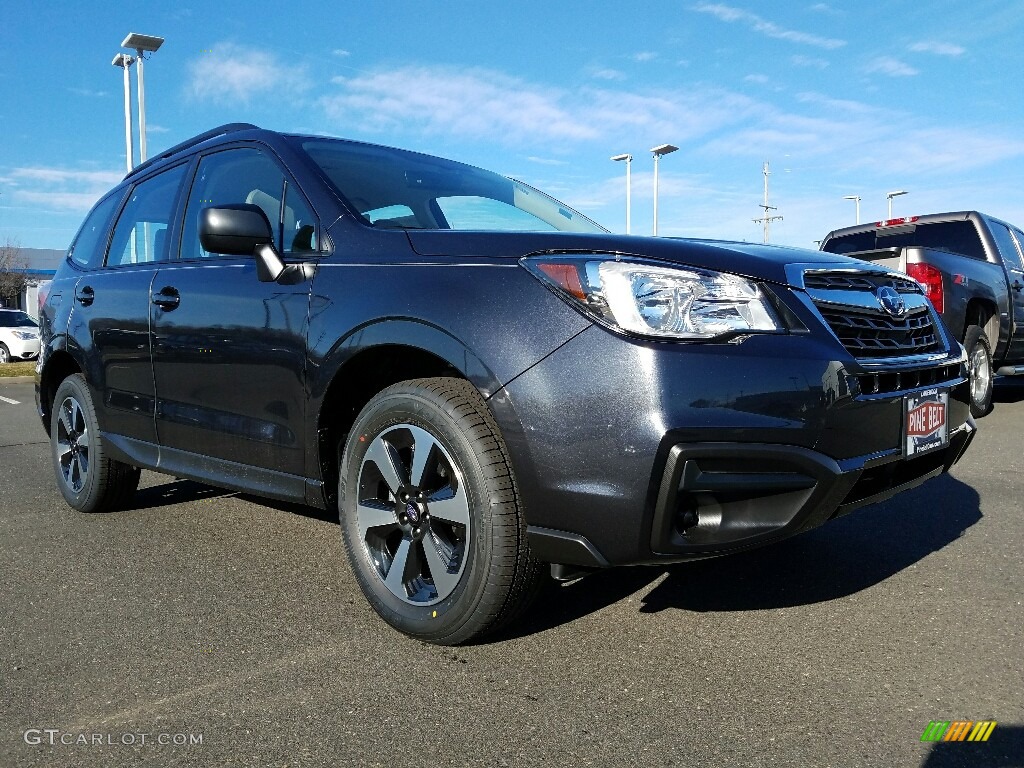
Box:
left=492, top=324, right=973, bottom=568
left=3, top=337, right=40, bottom=360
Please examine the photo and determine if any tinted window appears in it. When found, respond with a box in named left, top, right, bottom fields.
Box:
left=992, top=223, right=1024, bottom=271
left=69, top=191, right=124, bottom=268
left=0, top=310, right=37, bottom=328
left=106, top=165, right=187, bottom=266
left=181, top=148, right=314, bottom=259
left=823, top=221, right=986, bottom=261
left=282, top=180, right=318, bottom=255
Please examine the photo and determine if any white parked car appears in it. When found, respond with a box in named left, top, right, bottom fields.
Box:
left=0, top=308, right=40, bottom=363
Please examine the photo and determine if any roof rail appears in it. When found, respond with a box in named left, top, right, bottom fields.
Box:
left=124, top=123, right=260, bottom=180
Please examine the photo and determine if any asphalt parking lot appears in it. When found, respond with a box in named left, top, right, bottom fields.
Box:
left=1, top=375, right=1022, bottom=768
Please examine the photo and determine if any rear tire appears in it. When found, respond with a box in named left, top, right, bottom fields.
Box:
left=963, top=325, right=993, bottom=418
left=51, top=374, right=141, bottom=512
left=338, top=377, right=541, bottom=645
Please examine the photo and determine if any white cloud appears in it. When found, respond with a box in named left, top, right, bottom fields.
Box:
left=6, top=167, right=123, bottom=213
left=333, top=49, right=351, bottom=57
left=744, top=74, right=770, bottom=84
left=187, top=42, right=310, bottom=104
left=863, top=56, right=919, bottom=77
left=589, top=67, right=626, bottom=81
left=692, top=3, right=846, bottom=49
left=632, top=52, right=658, bottom=62
left=909, top=41, right=965, bottom=57
left=67, top=87, right=110, bottom=98
left=526, top=156, right=569, bottom=166
left=791, top=54, right=829, bottom=69
left=11, top=168, right=123, bottom=186
left=320, top=65, right=760, bottom=147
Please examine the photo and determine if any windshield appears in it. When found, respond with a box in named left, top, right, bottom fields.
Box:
left=0, top=310, right=37, bottom=328
left=298, top=138, right=607, bottom=234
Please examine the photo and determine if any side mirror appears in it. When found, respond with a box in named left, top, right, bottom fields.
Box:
left=199, top=204, right=285, bottom=282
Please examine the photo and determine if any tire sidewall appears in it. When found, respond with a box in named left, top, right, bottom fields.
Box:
left=339, top=386, right=498, bottom=641
left=51, top=374, right=104, bottom=512
left=964, top=325, right=993, bottom=417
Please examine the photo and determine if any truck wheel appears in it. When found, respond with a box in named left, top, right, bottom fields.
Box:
left=338, top=377, right=542, bottom=645
left=51, top=374, right=141, bottom=512
left=963, top=325, right=993, bottom=417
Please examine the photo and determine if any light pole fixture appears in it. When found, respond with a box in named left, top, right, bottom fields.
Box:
left=111, top=53, right=136, bottom=171
left=843, top=195, right=861, bottom=225
left=886, top=189, right=907, bottom=219
left=650, top=144, right=678, bottom=236
left=121, top=33, right=164, bottom=163
left=611, top=153, right=632, bottom=234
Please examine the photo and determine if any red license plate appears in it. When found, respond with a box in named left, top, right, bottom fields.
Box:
left=904, top=389, right=949, bottom=457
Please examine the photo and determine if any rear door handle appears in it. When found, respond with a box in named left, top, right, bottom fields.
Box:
left=1013, top=279, right=1023, bottom=293
left=75, top=286, right=95, bottom=306
left=151, top=286, right=180, bottom=310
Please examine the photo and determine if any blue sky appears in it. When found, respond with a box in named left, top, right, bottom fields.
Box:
left=2, top=1, right=1023, bottom=250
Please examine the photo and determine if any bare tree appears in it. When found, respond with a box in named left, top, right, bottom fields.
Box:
left=0, top=238, right=28, bottom=308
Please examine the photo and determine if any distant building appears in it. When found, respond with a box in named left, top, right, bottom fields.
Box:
left=0, top=247, right=62, bottom=319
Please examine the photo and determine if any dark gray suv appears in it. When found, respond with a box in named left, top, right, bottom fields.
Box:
left=37, top=124, right=975, bottom=643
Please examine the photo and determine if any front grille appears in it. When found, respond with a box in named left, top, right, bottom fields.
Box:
left=815, top=304, right=942, bottom=358
left=855, top=363, right=961, bottom=395
left=804, top=271, right=922, bottom=294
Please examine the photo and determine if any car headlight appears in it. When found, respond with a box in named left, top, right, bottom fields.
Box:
left=13, top=331, right=38, bottom=341
left=522, top=255, right=782, bottom=340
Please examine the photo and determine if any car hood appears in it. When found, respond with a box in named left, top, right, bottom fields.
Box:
left=405, top=231, right=875, bottom=288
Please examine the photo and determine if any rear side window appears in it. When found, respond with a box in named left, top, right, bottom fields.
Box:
left=992, top=223, right=1024, bottom=272
left=823, top=221, right=987, bottom=261
left=106, top=165, right=187, bottom=267
left=68, top=191, right=124, bottom=269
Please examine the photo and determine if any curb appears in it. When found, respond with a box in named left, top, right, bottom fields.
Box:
left=0, top=376, right=36, bottom=384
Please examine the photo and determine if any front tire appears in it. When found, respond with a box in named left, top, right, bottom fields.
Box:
left=0, top=344, right=10, bottom=364
left=51, top=374, right=141, bottom=512
left=963, top=325, right=993, bottom=418
left=338, top=377, right=541, bottom=645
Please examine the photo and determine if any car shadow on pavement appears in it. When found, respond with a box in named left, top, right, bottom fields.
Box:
left=498, top=473, right=980, bottom=640
left=130, top=479, right=236, bottom=509
left=919, top=724, right=1024, bottom=768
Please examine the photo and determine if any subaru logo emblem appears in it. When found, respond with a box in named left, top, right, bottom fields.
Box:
left=406, top=502, right=420, bottom=524
left=875, top=286, right=906, bottom=317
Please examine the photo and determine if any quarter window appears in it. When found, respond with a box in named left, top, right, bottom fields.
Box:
left=69, top=191, right=124, bottom=269
left=106, top=165, right=186, bottom=267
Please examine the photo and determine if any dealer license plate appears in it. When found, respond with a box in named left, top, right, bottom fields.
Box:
left=904, top=388, right=949, bottom=457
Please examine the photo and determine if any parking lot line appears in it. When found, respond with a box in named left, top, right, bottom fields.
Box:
left=0, top=395, right=21, bottom=405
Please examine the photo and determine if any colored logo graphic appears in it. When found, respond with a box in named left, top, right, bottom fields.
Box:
left=921, top=721, right=997, bottom=742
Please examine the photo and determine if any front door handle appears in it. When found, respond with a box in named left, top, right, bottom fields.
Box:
left=1013, top=279, right=1023, bottom=293
left=151, top=286, right=181, bottom=310
left=75, top=286, right=95, bottom=306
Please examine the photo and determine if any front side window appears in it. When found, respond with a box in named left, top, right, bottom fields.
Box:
left=298, top=138, right=606, bottom=234
left=106, top=165, right=187, bottom=267
left=180, top=148, right=317, bottom=259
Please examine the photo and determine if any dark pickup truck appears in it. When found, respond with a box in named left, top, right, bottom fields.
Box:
left=821, top=211, right=1024, bottom=416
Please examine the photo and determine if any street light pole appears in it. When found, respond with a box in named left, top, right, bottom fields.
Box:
left=610, top=154, right=632, bottom=234
left=111, top=53, right=135, bottom=171
left=650, top=144, right=678, bottom=236
left=121, top=33, right=164, bottom=163
left=886, top=190, right=908, bottom=219
left=843, top=195, right=861, bottom=225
